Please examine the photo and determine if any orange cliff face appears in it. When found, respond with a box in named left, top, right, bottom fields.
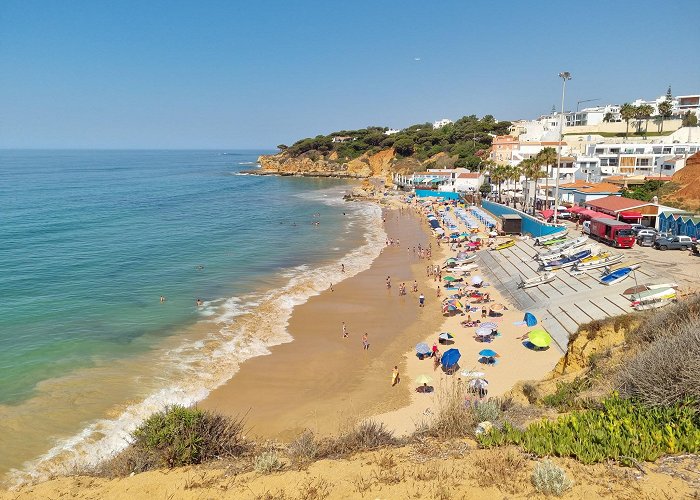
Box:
left=257, top=148, right=423, bottom=186
left=667, top=151, right=700, bottom=209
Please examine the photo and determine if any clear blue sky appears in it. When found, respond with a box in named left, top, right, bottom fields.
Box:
left=2, top=0, right=699, bottom=149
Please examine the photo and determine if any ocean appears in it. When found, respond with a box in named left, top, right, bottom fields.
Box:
left=0, top=150, right=385, bottom=484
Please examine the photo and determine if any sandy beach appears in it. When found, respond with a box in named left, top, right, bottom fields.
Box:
left=203, top=196, right=561, bottom=440
left=202, top=207, right=448, bottom=439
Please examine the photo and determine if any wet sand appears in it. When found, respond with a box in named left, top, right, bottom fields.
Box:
left=202, top=209, right=447, bottom=439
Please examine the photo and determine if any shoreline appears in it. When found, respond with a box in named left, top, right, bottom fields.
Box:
left=201, top=207, right=448, bottom=438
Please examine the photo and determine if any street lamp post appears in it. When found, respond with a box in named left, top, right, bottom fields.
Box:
left=554, top=71, right=572, bottom=224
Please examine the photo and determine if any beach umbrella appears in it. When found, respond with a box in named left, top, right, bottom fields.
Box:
left=480, top=322, right=498, bottom=330
left=528, top=329, right=552, bottom=348
left=461, top=370, right=486, bottom=378
left=446, top=299, right=463, bottom=309
left=415, top=374, right=433, bottom=385
left=478, top=349, right=499, bottom=358
left=469, top=378, right=489, bottom=389
left=524, top=312, right=538, bottom=327
left=439, top=332, right=454, bottom=340
left=441, top=348, right=461, bottom=368
left=475, top=327, right=493, bottom=337
left=490, top=303, right=505, bottom=312
left=471, top=276, right=483, bottom=285
left=416, top=343, right=431, bottom=355
left=443, top=276, right=457, bottom=282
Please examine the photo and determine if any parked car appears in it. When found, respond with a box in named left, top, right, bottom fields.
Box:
left=631, top=224, right=646, bottom=234
left=582, top=220, right=591, bottom=235
left=654, top=235, right=694, bottom=251
left=637, top=234, right=656, bottom=247
left=636, top=228, right=658, bottom=239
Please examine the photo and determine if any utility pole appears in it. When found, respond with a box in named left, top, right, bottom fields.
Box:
left=576, top=98, right=600, bottom=112
left=554, top=72, right=572, bottom=224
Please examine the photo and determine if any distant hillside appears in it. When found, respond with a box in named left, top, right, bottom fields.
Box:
left=257, top=115, right=511, bottom=181
left=665, top=151, right=700, bottom=210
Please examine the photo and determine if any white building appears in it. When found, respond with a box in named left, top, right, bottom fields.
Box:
left=384, top=128, right=401, bottom=135
left=432, top=118, right=453, bottom=129
left=565, top=104, right=621, bottom=126
left=577, top=141, right=700, bottom=180
left=451, top=172, right=484, bottom=192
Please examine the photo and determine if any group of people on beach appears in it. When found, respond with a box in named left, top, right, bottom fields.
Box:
left=342, top=321, right=370, bottom=350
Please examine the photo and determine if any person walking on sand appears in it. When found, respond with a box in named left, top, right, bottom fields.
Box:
left=386, top=276, right=391, bottom=289
left=413, top=280, right=418, bottom=292
left=362, top=333, right=369, bottom=350
left=342, top=322, right=348, bottom=338
left=436, top=286, right=441, bottom=298
left=392, top=366, right=400, bottom=386
left=419, top=293, right=425, bottom=307
left=341, top=263, right=345, bottom=273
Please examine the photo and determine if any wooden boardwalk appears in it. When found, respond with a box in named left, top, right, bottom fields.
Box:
left=477, top=238, right=663, bottom=353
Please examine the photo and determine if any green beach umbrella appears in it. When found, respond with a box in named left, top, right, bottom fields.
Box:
left=443, top=276, right=458, bottom=282
left=528, top=329, right=552, bottom=348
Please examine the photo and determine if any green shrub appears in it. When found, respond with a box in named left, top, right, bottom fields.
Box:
left=478, top=394, right=700, bottom=464
left=542, top=377, right=591, bottom=411
left=287, top=430, right=318, bottom=465
left=531, top=460, right=573, bottom=496
left=131, top=405, right=247, bottom=468
left=473, top=399, right=502, bottom=423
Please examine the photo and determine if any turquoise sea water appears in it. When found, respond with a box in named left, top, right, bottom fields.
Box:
left=0, top=150, right=384, bottom=481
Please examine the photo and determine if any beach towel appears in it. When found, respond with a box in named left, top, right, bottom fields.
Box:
left=513, top=321, right=527, bottom=326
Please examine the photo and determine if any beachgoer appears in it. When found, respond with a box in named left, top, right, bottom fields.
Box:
left=341, top=264, right=345, bottom=273
left=392, top=366, right=400, bottom=386
left=419, top=293, right=425, bottom=307
left=413, top=280, right=418, bottom=292
left=196, top=298, right=203, bottom=307
left=386, top=276, right=391, bottom=289
left=342, top=322, right=348, bottom=338
left=160, top=295, right=165, bottom=303
left=436, top=286, right=441, bottom=297
left=432, top=343, right=438, bottom=357
left=481, top=306, right=487, bottom=318
left=330, top=283, right=334, bottom=292
left=362, top=333, right=369, bottom=350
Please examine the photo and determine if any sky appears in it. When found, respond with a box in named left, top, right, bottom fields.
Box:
left=1, top=0, right=699, bottom=149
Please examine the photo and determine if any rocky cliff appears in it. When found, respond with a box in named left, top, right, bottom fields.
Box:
left=256, top=148, right=442, bottom=184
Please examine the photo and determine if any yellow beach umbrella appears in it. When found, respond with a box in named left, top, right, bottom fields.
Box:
left=528, top=329, right=552, bottom=348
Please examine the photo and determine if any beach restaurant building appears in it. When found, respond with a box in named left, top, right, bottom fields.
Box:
left=582, top=195, right=684, bottom=229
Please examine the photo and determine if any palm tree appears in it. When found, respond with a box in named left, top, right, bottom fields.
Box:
left=657, top=100, right=673, bottom=132
left=635, top=104, right=654, bottom=137
left=528, top=164, right=547, bottom=214
left=491, top=165, right=508, bottom=202
left=534, top=147, right=557, bottom=210
left=620, top=103, right=637, bottom=138
left=517, top=159, right=534, bottom=212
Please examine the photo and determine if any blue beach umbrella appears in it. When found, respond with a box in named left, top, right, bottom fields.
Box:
left=524, top=312, right=538, bottom=327
left=441, top=348, right=461, bottom=368
left=479, top=349, right=499, bottom=358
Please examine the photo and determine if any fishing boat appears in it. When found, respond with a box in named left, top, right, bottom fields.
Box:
left=541, top=237, right=568, bottom=247
left=493, top=239, right=515, bottom=251
left=517, top=271, right=556, bottom=289
left=599, top=264, right=640, bottom=285
left=579, top=251, right=612, bottom=264
left=632, top=291, right=677, bottom=311
left=572, top=253, right=623, bottom=271
left=630, top=287, right=677, bottom=303
left=534, top=229, right=568, bottom=246
left=538, top=244, right=598, bottom=264
left=623, top=282, right=679, bottom=296
left=602, top=261, right=639, bottom=274
left=541, top=249, right=592, bottom=271
left=537, top=237, right=590, bottom=260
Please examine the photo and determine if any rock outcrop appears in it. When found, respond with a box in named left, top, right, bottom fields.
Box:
left=256, top=147, right=424, bottom=183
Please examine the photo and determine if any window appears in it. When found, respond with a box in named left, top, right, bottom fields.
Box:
left=635, top=148, right=644, bottom=153
left=663, top=147, right=672, bottom=154
left=610, top=148, right=620, bottom=154
left=652, top=147, right=662, bottom=154
left=595, top=148, right=604, bottom=154
left=674, top=147, right=686, bottom=154
left=600, top=158, right=609, bottom=166
left=636, top=158, right=650, bottom=166
left=690, top=147, right=698, bottom=153
left=609, top=158, right=619, bottom=166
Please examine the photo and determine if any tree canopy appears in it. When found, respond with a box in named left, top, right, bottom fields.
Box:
left=282, top=115, right=512, bottom=166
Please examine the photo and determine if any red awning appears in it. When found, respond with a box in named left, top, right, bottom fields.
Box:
left=568, top=206, right=584, bottom=213
left=595, top=212, right=615, bottom=219
left=579, top=209, right=599, bottom=218
left=540, top=209, right=554, bottom=219
left=619, top=211, right=643, bottom=218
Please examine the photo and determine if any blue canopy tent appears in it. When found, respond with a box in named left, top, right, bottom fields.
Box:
left=523, top=312, right=538, bottom=327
